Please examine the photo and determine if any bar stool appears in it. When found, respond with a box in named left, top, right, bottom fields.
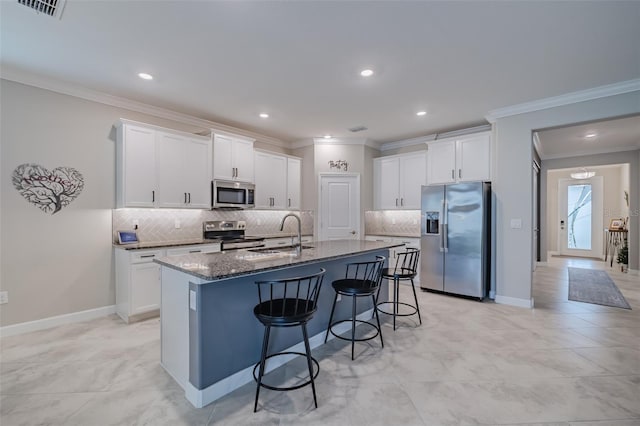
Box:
left=252, top=268, right=326, bottom=412
left=377, top=248, right=421, bottom=330
left=324, top=256, right=386, bottom=360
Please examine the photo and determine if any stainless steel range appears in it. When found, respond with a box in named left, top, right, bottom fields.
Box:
left=202, top=220, right=265, bottom=251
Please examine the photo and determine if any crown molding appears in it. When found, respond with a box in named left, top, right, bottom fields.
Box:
left=379, top=124, right=492, bottom=152
left=289, top=137, right=380, bottom=149
left=290, top=139, right=314, bottom=150
left=0, top=65, right=288, bottom=148
left=540, top=145, right=640, bottom=160
left=485, top=78, right=640, bottom=123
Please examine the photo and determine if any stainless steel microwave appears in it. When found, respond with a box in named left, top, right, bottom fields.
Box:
left=211, top=180, right=255, bottom=209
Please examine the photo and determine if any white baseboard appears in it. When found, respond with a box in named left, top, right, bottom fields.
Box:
left=0, top=305, right=116, bottom=338
left=182, top=308, right=376, bottom=409
left=495, top=295, right=534, bottom=309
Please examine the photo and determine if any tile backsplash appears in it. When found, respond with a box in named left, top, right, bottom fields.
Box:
left=365, top=210, right=421, bottom=237
left=112, top=209, right=313, bottom=243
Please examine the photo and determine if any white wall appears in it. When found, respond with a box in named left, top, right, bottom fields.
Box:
left=546, top=165, right=623, bottom=254
left=493, top=90, right=640, bottom=305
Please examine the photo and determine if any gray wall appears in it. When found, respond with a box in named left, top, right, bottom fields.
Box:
left=493, top=91, right=640, bottom=303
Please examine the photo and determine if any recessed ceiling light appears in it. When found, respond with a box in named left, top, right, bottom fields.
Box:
left=138, top=72, right=153, bottom=80
left=585, top=133, right=597, bottom=138
left=324, top=135, right=332, bottom=139
left=416, top=111, right=427, bottom=116
left=259, top=113, right=269, bottom=118
left=360, top=69, right=374, bottom=77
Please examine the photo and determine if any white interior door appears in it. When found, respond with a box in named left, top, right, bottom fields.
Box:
left=558, top=176, right=604, bottom=258
left=319, top=174, right=360, bottom=241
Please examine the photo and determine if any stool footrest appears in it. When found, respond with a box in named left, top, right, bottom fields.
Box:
left=327, top=319, right=381, bottom=342
left=376, top=301, right=419, bottom=317
left=253, top=351, right=319, bottom=392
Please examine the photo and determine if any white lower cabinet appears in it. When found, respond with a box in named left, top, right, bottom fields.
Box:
left=116, top=248, right=164, bottom=323
left=264, top=236, right=313, bottom=248
left=166, top=243, right=221, bottom=256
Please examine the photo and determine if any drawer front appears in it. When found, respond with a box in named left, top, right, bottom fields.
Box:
left=130, top=250, right=164, bottom=264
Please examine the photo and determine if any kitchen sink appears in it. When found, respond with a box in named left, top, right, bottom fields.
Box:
left=248, top=245, right=314, bottom=253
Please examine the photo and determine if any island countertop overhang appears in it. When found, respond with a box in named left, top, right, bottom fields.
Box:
left=153, top=239, right=403, bottom=282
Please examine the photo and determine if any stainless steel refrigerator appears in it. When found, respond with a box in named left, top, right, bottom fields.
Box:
left=421, top=182, right=491, bottom=299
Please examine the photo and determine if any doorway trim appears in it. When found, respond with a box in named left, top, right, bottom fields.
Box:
left=317, top=172, right=361, bottom=241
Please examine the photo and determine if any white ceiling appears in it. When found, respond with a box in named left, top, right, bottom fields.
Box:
left=2, top=1, right=639, bottom=144
left=535, top=114, right=640, bottom=160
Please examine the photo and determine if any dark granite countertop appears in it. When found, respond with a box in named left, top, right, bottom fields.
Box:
left=154, top=239, right=402, bottom=282
left=113, top=234, right=315, bottom=251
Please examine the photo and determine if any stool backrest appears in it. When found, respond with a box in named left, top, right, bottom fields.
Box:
left=392, top=248, right=420, bottom=275
left=255, top=268, right=326, bottom=318
left=344, top=256, right=386, bottom=290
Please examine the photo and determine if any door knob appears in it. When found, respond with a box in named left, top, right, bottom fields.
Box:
left=350, top=230, right=356, bottom=235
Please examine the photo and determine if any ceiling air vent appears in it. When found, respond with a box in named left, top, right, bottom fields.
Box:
left=348, top=126, right=368, bottom=133
left=18, top=0, right=66, bottom=19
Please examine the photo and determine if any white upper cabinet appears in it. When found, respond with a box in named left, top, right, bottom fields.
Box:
left=117, top=120, right=211, bottom=208
left=254, top=151, right=302, bottom=210
left=373, top=152, right=427, bottom=210
left=286, top=157, right=301, bottom=209
left=426, top=131, right=491, bottom=185
left=117, top=123, right=158, bottom=207
left=158, top=133, right=212, bottom=208
left=254, top=151, right=287, bottom=209
left=212, top=133, right=255, bottom=182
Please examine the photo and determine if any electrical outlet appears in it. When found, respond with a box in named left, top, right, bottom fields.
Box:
left=174, top=219, right=181, bottom=229
left=0, top=291, right=8, bottom=304
left=391, top=218, right=396, bottom=225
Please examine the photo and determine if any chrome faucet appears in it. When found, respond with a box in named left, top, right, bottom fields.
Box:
left=279, top=213, right=302, bottom=255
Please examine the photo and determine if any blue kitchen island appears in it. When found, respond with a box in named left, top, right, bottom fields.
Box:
left=154, top=239, right=400, bottom=408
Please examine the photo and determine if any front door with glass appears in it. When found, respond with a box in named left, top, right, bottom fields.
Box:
left=558, top=176, right=604, bottom=258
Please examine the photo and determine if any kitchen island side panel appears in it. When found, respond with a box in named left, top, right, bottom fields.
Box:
left=189, top=251, right=390, bottom=390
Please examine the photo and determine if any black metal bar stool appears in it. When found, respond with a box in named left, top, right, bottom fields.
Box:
left=324, top=256, right=385, bottom=360
left=376, top=248, right=421, bottom=330
left=252, top=268, right=325, bottom=412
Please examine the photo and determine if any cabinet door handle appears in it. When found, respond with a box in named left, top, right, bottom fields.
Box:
left=396, top=198, right=399, bottom=206
left=188, top=193, right=191, bottom=203
left=152, top=190, right=155, bottom=202
left=458, top=169, right=462, bottom=179
left=451, top=169, right=455, bottom=179
left=401, top=198, right=404, bottom=206
left=184, top=192, right=187, bottom=203
left=288, top=198, right=291, bottom=207
left=189, top=250, right=200, bottom=253
left=140, top=254, right=155, bottom=258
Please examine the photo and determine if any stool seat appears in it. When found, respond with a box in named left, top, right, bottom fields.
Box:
left=332, top=278, right=379, bottom=295
left=381, top=267, right=416, bottom=280
left=324, top=256, right=386, bottom=360
left=254, top=298, right=316, bottom=325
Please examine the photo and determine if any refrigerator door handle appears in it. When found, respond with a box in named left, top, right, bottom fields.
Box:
left=439, top=224, right=445, bottom=252
left=443, top=224, right=449, bottom=252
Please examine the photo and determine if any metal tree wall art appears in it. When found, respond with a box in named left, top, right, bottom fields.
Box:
left=12, top=163, right=84, bottom=214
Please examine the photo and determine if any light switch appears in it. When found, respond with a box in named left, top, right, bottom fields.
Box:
left=189, top=290, right=196, bottom=310
left=510, top=218, right=522, bottom=229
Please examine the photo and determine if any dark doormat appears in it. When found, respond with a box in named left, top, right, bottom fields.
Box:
left=568, top=267, right=631, bottom=309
